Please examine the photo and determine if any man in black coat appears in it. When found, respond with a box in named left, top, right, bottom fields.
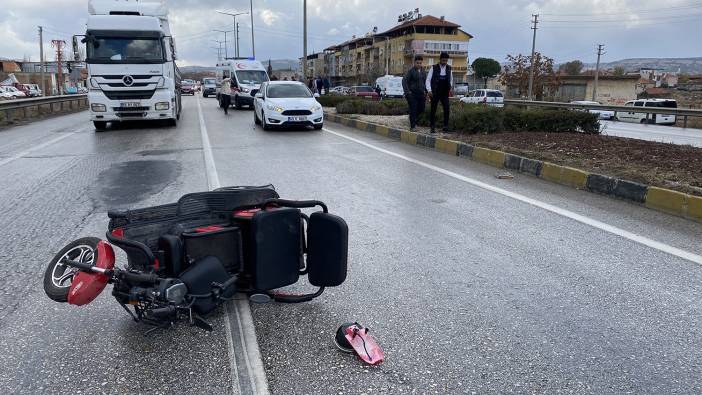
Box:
left=426, top=52, right=453, bottom=133
left=402, top=55, right=427, bottom=132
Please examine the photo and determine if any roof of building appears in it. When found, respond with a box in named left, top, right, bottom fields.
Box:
left=378, top=15, right=460, bottom=35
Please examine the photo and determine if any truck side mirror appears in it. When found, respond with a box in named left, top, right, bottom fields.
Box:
left=72, top=36, right=80, bottom=61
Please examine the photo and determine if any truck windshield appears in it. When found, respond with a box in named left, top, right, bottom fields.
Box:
left=86, top=37, right=165, bottom=64
left=236, top=70, right=268, bottom=85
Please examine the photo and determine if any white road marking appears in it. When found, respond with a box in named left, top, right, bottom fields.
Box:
left=0, top=128, right=83, bottom=167
left=323, top=126, right=702, bottom=266
left=196, top=95, right=270, bottom=395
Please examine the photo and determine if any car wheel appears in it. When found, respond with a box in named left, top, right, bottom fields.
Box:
left=254, top=109, right=261, bottom=125
left=262, top=112, right=271, bottom=131
left=235, top=97, right=243, bottom=110
left=93, top=121, right=107, bottom=132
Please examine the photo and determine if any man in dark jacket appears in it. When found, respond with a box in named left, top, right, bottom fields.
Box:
left=402, top=55, right=427, bottom=132
left=426, top=52, right=453, bottom=133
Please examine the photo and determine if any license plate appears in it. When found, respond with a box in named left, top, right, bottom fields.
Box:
left=121, top=102, right=141, bottom=108
left=288, top=116, right=306, bottom=122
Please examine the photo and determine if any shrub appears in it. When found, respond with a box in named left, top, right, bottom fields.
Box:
left=417, top=102, right=599, bottom=134
left=336, top=99, right=408, bottom=115
left=317, top=95, right=356, bottom=107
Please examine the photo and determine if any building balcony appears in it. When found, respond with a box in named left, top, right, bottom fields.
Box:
left=404, top=49, right=468, bottom=57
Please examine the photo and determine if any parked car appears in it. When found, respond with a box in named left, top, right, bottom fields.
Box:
left=181, top=81, right=195, bottom=95
left=0, top=90, right=13, bottom=100
left=570, top=100, right=615, bottom=120
left=453, top=82, right=470, bottom=97
left=23, top=84, right=43, bottom=97
left=202, top=77, right=217, bottom=97
left=374, top=75, right=404, bottom=98
left=329, top=86, right=348, bottom=95
left=0, top=85, right=27, bottom=98
left=616, top=99, right=677, bottom=125
left=460, top=89, right=504, bottom=107
left=253, top=81, right=324, bottom=130
left=351, top=85, right=379, bottom=99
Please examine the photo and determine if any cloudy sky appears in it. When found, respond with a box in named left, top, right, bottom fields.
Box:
left=2, top=0, right=701, bottom=66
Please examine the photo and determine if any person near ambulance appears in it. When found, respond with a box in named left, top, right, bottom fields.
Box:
left=220, top=77, right=232, bottom=115
left=426, top=52, right=453, bottom=133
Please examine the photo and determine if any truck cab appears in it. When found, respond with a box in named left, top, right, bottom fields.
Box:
left=83, top=0, right=180, bottom=131
left=216, top=60, right=269, bottom=109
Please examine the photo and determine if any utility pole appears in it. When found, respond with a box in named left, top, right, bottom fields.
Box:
left=38, top=26, right=45, bottom=96
left=385, top=37, right=390, bottom=75
left=250, top=0, right=256, bottom=58
left=51, top=39, right=66, bottom=95
left=592, top=44, right=605, bottom=101
left=217, top=11, right=249, bottom=59
left=527, top=14, right=538, bottom=101
left=303, top=0, right=308, bottom=80
left=213, top=29, right=232, bottom=58
left=236, top=23, right=241, bottom=57
left=212, top=40, right=224, bottom=61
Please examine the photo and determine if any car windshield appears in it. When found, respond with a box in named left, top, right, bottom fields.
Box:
left=355, top=86, right=373, bottom=92
left=203, top=78, right=216, bottom=85
left=487, top=91, right=503, bottom=97
left=236, top=70, right=268, bottom=85
left=86, top=36, right=165, bottom=64
left=267, top=84, right=312, bottom=98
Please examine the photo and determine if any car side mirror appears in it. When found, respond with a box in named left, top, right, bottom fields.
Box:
left=314, top=93, right=320, bottom=98
left=255, top=93, right=263, bottom=99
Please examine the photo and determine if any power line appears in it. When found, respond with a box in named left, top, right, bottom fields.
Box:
left=540, top=1, right=702, bottom=16
left=542, top=12, right=702, bottom=23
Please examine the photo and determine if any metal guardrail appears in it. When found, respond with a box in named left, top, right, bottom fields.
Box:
left=0, top=94, right=88, bottom=125
left=0, top=94, right=87, bottom=111
left=503, top=99, right=702, bottom=128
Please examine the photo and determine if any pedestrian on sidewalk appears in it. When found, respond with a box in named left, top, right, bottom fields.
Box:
left=426, top=52, right=453, bottom=133
left=315, top=76, right=324, bottom=95
left=220, top=77, right=231, bottom=115
left=323, top=76, right=331, bottom=95
left=402, top=55, right=427, bottom=132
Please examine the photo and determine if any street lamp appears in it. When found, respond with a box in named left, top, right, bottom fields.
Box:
left=217, top=10, right=249, bottom=58
left=212, top=29, right=233, bottom=59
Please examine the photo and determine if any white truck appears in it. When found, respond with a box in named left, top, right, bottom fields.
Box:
left=215, top=59, right=269, bottom=110
left=79, top=0, right=181, bottom=131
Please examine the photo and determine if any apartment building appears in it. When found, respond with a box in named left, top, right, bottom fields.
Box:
left=315, top=13, right=472, bottom=86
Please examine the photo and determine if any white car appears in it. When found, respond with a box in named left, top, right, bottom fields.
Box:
left=23, top=84, right=43, bottom=97
left=254, top=81, right=324, bottom=130
left=616, top=99, right=677, bottom=125
left=570, top=100, right=615, bottom=120
left=0, top=86, right=27, bottom=98
left=460, top=89, right=504, bottom=107
left=329, top=86, right=349, bottom=95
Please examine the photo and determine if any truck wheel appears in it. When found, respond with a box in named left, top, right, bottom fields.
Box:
left=93, top=121, right=107, bottom=132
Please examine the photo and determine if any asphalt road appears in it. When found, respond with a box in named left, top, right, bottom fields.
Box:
left=602, top=120, right=702, bottom=147
left=1, top=95, right=701, bottom=394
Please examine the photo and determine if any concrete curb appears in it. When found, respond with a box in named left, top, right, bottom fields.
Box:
left=325, top=112, right=702, bottom=222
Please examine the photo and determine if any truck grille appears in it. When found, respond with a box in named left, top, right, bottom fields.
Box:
left=112, top=106, right=150, bottom=112
left=282, top=110, right=312, bottom=116
left=103, top=90, right=155, bottom=100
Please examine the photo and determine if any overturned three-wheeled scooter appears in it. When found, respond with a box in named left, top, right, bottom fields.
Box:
left=43, top=185, right=348, bottom=331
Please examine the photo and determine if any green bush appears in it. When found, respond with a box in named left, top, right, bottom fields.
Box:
left=316, top=95, right=356, bottom=107
left=417, top=102, right=599, bottom=134
left=336, top=99, right=408, bottom=116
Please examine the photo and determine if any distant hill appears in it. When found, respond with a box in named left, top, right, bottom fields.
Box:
left=582, top=57, right=702, bottom=74
left=180, top=59, right=300, bottom=74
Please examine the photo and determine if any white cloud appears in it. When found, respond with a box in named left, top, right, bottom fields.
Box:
left=259, top=9, right=281, bottom=26
left=327, top=28, right=339, bottom=35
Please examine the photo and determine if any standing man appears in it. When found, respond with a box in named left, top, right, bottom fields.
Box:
left=323, top=76, right=331, bottom=95
left=426, top=52, right=453, bottom=133
left=402, top=55, right=427, bottom=132
left=220, top=77, right=231, bottom=115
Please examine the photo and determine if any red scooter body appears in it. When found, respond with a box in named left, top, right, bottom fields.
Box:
left=342, top=323, right=385, bottom=365
left=68, top=241, right=115, bottom=306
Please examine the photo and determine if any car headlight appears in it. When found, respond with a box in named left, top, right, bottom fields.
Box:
left=91, top=103, right=106, bottom=112
left=310, top=104, right=322, bottom=112
left=89, top=78, right=100, bottom=89
left=242, top=87, right=250, bottom=93
left=266, top=103, right=284, bottom=113
left=156, top=77, right=165, bottom=89
left=155, top=102, right=169, bottom=110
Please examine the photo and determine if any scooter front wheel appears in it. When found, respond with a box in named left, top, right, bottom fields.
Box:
left=43, top=237, right=100, bottom=302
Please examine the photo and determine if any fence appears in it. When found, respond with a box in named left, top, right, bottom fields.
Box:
left=0, top=95, right=88, bottom=126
